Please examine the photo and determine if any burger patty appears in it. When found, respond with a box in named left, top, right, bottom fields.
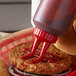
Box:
left=8, top=42, right=72, bottom=75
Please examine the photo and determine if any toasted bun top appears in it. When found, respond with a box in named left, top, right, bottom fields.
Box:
left=0, top=57, right=10, bottom=76
left=54, top=17, right=76, bottom=55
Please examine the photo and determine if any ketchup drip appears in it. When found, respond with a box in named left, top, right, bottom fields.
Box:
left=21, top=46, right=61, bottom=63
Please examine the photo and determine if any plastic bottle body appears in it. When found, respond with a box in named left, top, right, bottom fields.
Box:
left=33, top=0, right=76, bottom=36
left=31, top=0, right=41, bottom=27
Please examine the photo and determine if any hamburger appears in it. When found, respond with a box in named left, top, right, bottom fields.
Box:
left=8, top=16, right=76, bottom=76
left=8, top=41, right=72, bottom=76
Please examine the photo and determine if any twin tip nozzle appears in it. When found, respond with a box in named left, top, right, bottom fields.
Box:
left=21, top=28, right=57, bottom=63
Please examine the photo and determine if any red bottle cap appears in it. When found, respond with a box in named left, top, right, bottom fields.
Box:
left=34, top=28, right=57, bottom=43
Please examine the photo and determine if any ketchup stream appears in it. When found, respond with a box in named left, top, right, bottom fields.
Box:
left=21, top=46, right=61, bottom=63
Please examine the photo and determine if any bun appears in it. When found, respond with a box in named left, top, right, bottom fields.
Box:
left=0, top=57, right=10, bottom=76
left=54, top=17, right=76, bottom=55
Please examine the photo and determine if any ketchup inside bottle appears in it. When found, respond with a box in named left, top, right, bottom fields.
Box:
left=33, top=0, right=76, bottom=36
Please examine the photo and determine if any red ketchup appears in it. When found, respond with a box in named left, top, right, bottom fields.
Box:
left=21, top=47, right=61, bottom=63
left=21, top=0, right=76, bottom=63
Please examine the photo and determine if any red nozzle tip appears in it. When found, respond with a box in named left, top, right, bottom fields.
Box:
left=21, top=28, right=57, bottom=63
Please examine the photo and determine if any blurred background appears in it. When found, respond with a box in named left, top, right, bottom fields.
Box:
left=0, top=0, right=31, bottom=32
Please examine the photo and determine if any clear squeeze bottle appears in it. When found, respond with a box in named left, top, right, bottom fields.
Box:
left=22, top=0, right=76, bottom=63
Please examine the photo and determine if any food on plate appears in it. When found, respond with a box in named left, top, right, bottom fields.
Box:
left=0, top=57, right=10, bottom=76
left=8, top=16, right=76, bottom=76
left=8, top=42, right=72, bottom=76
